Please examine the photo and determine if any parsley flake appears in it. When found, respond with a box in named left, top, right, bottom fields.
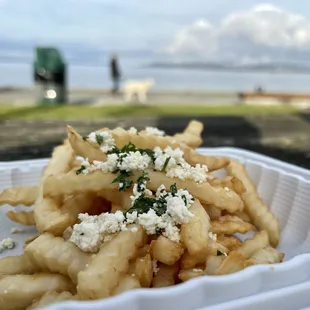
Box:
left=76, top=165, right=86, bottom=175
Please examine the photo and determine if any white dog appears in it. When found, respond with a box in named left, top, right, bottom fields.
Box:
left=123, top=78, right=155, bottom=103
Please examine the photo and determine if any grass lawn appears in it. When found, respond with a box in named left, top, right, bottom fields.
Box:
left=0, top=104, right=297, bottom=120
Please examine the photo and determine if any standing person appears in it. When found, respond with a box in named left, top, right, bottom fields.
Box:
left=110, top=53, right=121, bottom=94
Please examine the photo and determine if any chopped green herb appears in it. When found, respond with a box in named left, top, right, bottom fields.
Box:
left=95, top=134, right=104, bottom=145
left=217, top=250, right=224, bottom=256
left=161, top=156, right=171, bottom=171
left=112, top=170, right=133, bottom=191
left=76, top=165, right=86, bottom=175
left=82, top=136, right=88, bottom=141
left=137, top=171, right=150, bottom=192
left=170, top=183, right=178, bottom=196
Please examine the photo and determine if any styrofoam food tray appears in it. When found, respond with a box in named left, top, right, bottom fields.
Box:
left=1, top=147, right=310, bottom=310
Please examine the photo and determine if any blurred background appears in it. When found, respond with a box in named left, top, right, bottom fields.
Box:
left=1, top=0, right=310, bottom=168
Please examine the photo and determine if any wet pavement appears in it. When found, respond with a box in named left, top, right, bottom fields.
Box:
left=0, top=114, right=310, bottom=169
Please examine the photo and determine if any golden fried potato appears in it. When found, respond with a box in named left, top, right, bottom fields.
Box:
left=179, top=268, right=204, bottom=282
left=77, top=225, right=146, bottom=299
left=0, top=186, right=38, bottom=207
left=6, top=211, right=35, bottom=226
left=210, top=215, right=255, bottom=235
left=27, top=291, right=77, bottom=310
left=111, top=275, right=141, bottom=296
left=181, top=199, right=210, bottom=255
left=152, top=263, right=179, bottom=288
left=150, top=236, right=184, bottom=265
left=25, top=233, right=90, bottom=284
left=0, top=255, right=37, bottom=278
left=134, top=254, right=153, bottom=288
left=227, top=160, right=280, bottom=247
left=0, top=274, right=74, bottom=310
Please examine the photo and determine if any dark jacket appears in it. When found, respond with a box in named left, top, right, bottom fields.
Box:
left=110, top=58, right=121, bottom=79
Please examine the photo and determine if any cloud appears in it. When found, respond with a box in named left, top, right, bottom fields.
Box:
left=165, top=4, right=310, bottom=63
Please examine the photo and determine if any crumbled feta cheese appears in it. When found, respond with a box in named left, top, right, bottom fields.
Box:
left=0, top=238, right=15, bottom=253
left=86, top=131, right=115, bottom=153
left=128, top=127, right=138, bottom=135
left=208, top=232, right=217, bottom=241
left=70, top=221, right=101, bottom=253
left=118, top=151, right=151, bottom=171
left=99, top=131, right=115, bottom=153
left=152, top=260, right=159, bottom=275
left=11, top=227, right=24, bottom=234
left=145, top=127, right=165, bottom=136
left=192, top=268, right=203, bottom=272
left=137, top=209, right=161, bottom=235
left=130, top=183, right=152, bottom=204
left=224, top=186, right=230, bottom=192
left=165, top=196, right=194, bottom=223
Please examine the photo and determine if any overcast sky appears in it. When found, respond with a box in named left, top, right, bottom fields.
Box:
left=1, top=0, right=310, bottom=63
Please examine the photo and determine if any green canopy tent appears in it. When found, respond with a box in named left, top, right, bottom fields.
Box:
left=33, top=47, right=67, bottom=105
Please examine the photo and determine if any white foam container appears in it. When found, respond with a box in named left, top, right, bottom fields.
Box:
left=1, top=147, right=310, bottom=310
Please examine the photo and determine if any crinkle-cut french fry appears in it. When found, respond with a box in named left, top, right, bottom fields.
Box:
left=67, top=125, right=229, bottom=171
left=37, top=192, right=94, bottom=236
left=227, top=160, right=280, bottom=247
left=0, top=255, right=37, bottom=278
left=152, top=263, right=179, bottom=288
left=209, top=176, right=246, bottom=195
left=206, top=239, right=229, bottom=256
left=204, top=255, right=226, bottom=275
left=203, top=204, right=221, bottom=220
left=234, top=231, right=269, bottom=259
left=247, top=246, right=284, bottom=265
left=98, top=189, right=132, bottom=210
left=24, top=235, right=39, bottom=248
left=77, top=225, right=146, bottom=300
left=210, top=215, right=255, bottom=235
left=111, top=275, right=141, bottom=296
left=232, top=211, right=251, bottom=223
left=25, top=233, right=90, bottom=284
left=0, top=186, right=38, bottom=207
left=181, top=238, right=229, bottom=270
left=150, top=236, right=184, bottom=265
left=181, top=249, right=209, bottom=269
left=178, top=268, right=204, bottom=282
left=216, top=236, right=242, bottom=251
left=27, top=291, right=77, bottom=310
left=133, top=254, right=153, bottom=288
left=215, top=251, right=247, bottom=275
left=181, top=199, right=210, bottom=255
left=172, top=120, right=204, bottom=148
left=34, top=143, right=75, bottom=234
left=0, top=273, right=74, bottom=310
left=44, top=169, right=244, bottom=212
left=6, top=210, right=35, bottom=226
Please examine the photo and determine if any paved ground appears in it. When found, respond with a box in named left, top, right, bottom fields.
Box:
left=0, top=87, right=239, bottom=106
left=1, top=114, right=310, bottom=169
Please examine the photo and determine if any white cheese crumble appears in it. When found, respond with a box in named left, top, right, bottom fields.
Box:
left=154, top=146, right=208, bottom=183
left=128, top=127, right=138, bottom=135
left=11, top=227, right=24, bottom=234
left=86, top=131, right=115, bottom=153
left=152, top=260, right=159, bottom=275
left=117, top=151, right=151, bottom=172
left=192, top=268, right=203, bottom=272
left=224, top=186, right=230, bottom=192
left=70, top=184, right=195, bottom=251
left=0, top=238, right=15, bottom=253
left=145, top=127, right=165, bottom=136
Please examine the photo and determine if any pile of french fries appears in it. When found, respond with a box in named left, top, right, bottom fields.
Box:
left=0, top=120, right=283, bottom=310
